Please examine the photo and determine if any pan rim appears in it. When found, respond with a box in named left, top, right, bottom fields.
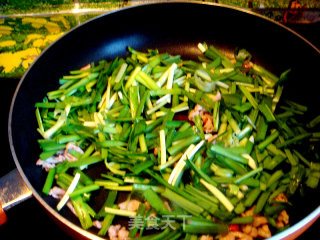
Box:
left=7, top=1, right=320, bottom=239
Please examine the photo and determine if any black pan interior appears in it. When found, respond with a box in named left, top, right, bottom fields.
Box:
left=9, top=2, right=320, bottom=237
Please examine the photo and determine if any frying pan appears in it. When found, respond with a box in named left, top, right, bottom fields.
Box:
left=3, top=1, right=320, bottom=239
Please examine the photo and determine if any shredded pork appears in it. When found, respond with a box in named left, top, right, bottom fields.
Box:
left=36, top=143, right=83, bottom=171
left=49, top=186, right=66, bottom=199
left=200, top=235, right=214, bottom=240
left=36, top=150, right=65, bottom=171
left=188, top=104, right=215, bottom=133
left=93, top=220, right=102, bottom=229
left=48, top=186, right=77, bottom=216
left=108, top=224, right=129, bottom=240
left=118, top=199, right=142, bottom=212
left=63, top=142, right=84, bottom=162
left=187, top=92, right=220, bottom=134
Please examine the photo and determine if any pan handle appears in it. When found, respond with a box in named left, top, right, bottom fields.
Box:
left=0, top=169, right=32, bottom=225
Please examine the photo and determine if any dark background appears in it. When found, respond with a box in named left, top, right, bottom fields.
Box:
left=0, top=22, right=319, bottom=239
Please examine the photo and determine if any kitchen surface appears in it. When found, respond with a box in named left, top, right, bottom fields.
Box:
left=1, top=1, right=320, bottom=239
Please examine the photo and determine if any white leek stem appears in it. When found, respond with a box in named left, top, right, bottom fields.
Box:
left=159, top=129, right=166, bottom=165
left=57, top=173, right=80, bottom=211
left=104, top=207, right=136, bottom=217
left=200, top=178, right=234, bottom=212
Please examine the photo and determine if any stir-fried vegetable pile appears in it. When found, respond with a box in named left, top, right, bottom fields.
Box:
left=35, top=43, right=320, bottom=239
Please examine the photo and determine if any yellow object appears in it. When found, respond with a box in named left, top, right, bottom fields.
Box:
left=33, top=38, right=45, bottom=48
left=22, top=58, right=34, bottom=69
left=0, top=25, right=12, bottom=35
left=0, top=25, right=13, bottom=31
left=22, top=17, right=47, bottom=25
left=31, top=23, right=44, bottom=29
left=22, top=17, right=63, bottom=33
left=45, top=22, right=61, bottom=33
left=50, top=16, right=61, bottom=22
left=0, top=19, right=4, bottom=24
left=24, top=34, right=43, bottom=44
left=22, top=17, right=48, bottom=29
left=0, top=48, right=40, bottom=73
left=50, top=16, right=70, bottom=29
left=44, top=33, right=64, bottom=43
left=0, top=52, right=21, bottom=73
left=0, top=40, right=16, bottom=47
left=23, top=33, right=63, bottom=49
left=0, top=30, right=11, bottom=35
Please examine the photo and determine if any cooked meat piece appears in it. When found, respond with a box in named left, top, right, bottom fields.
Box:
left=37, top=143, right=84, bottom=170
left=188, top=104, right=215, bottom=133
left=241, top=206, right=255, bottom=217
left=232, top=231, right=253, bottom=240
left=257, top=224, right=271, bottom=239
left=252, top=216, right=268, bottom=228
left=274, top=193, right=288, bottom=203
left=188, top=104, right=206, bottom=122
left=49, top=187, right=77, bottom=216
left=118, top=199, right=142, bottom=212
left=200, top=235, right=214, bottom=240
left=241, top=224, right=258, bottom=238
left=240, top=206, right=272, bottom=239
left=36, top=159, right=55, bottom=171
left=202, top=112, right=214, bottom=133
left=108, top=224, right=121, bottom=240
left=220, top=231, right=253, bottom=240
left=277, top=210, right=289, bottom=229
left=49, top=186, right=66, bottom=199
left=108, top=224, right=129, bottom=240
left=118, top=226, right=129, bottom=240
left=219, top=232, right=235, bottom=240
left=93, top=220, right=102, bottom=229
left=36, top=153, right=65, bottom=171
left=64, top=142, right=84, bottom=162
